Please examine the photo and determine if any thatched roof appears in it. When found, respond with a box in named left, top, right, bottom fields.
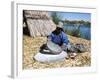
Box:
left=23, top=10, right=56, bottom=37
left=24, top=10, right=51, bottom=19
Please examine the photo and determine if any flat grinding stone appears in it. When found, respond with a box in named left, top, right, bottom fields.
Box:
left=47, top=41, right=62, bottom=54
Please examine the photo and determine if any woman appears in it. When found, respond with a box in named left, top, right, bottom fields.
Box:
left=48, top=25, right=69, bottom=51
left=48, top=25, right=77, bottom=58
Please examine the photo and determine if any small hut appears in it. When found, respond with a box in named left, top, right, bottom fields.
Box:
left=23, top=10, right=56, bottom=37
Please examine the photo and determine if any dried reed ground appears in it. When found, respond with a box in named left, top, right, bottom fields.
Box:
left=23, top=35, right=91, bottom=69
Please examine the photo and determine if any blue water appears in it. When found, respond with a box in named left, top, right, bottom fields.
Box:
left=64, top=24, right=91, bottom=40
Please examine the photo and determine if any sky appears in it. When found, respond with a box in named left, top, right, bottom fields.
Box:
left=49, top=12, right=91, bottom=22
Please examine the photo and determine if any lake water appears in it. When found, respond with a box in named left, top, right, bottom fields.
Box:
left=64, top=24, right=91, bottom=40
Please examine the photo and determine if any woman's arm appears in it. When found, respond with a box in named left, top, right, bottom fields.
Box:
left=62, top=32, right=69, bottom=45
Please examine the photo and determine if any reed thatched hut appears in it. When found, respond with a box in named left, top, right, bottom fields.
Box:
left=23, top=10, right=56, bottom=37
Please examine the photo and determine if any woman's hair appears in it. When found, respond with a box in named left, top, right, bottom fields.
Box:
left=52, top=27, right=64, bottom=35
left=56, top=27, right=64, bottom=31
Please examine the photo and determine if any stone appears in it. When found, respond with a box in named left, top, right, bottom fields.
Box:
left=67, top=43, right=86, bottom=53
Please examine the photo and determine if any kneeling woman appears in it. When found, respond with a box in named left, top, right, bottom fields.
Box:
left=48, top=25, right=77, bottom=58
left=48, top=25, right=69, bottom=50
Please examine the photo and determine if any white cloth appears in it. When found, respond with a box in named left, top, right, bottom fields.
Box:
left=34, top=51, right=68, bottom=63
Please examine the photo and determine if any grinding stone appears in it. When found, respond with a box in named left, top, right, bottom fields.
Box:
left=47, top=41, right=62, bottom=54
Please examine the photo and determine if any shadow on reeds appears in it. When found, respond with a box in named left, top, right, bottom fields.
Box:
left=23, top=27, right=30, bottom=36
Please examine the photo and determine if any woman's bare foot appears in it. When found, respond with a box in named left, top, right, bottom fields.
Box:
left=70, top=53, right=77, bottom=59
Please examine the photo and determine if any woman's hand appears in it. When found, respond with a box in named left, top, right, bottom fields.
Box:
left=61, top=43, right=67, bottom=51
